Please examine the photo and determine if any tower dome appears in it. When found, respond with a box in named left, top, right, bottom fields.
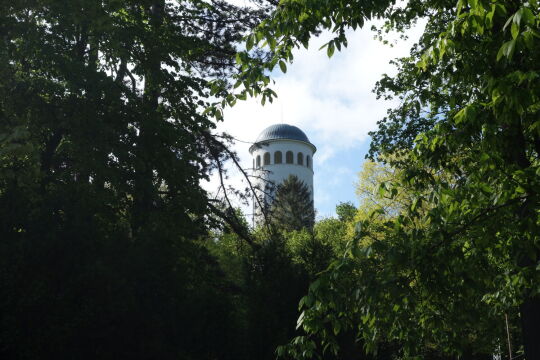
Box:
left=250, top=124, right=316, bottom=153
left=256, top=124, right=311, bottom=143
left=250, top=123, right=316, bottom=225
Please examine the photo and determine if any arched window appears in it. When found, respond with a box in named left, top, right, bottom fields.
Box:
left=256, top=155, right=261, bottom=168
left=306, top=155, right=311, bottom=169
left=253, top=159, right=255, bottom=169
left=274, top=151, right=282, bottom=164
left=263, top=152, right=271, bottom=165
left=286, top=151, right=293, bottom=164
left=297, top=152, right=304, bottom=165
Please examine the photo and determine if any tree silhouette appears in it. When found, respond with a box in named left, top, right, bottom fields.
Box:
left=269, top=175, right=314, bottom=232
left=0, top=1, right=275, bottom=359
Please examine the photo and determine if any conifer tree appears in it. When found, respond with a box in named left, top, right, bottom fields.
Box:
left=269, top=175, right=315, bottom=231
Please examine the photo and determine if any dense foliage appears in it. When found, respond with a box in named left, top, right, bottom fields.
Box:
left=206, top=202, right=359, bottom=360
left=216, top=0, right=540, bottom=359
left=4, top=0, right=540, bottom=359
left=0, top=0, right=274, bottom=358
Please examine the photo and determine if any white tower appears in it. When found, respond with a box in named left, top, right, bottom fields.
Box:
left=249, top=124, right=316, bottom=224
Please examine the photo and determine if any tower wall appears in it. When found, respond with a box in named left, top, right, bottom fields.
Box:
left=250, top=139, right=315, bottom=224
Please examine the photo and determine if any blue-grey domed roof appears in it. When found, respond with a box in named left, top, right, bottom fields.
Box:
left=255, top=124, right=311, bottom=143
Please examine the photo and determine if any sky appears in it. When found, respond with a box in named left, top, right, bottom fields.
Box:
left=207, top=20, right=425, bottom=219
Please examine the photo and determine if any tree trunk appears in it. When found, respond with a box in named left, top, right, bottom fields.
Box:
left=133, top=1, right=165, bottom=231
left=520, top=290, right=540, bottom=359
left=506, top=118, right=539, bottom=360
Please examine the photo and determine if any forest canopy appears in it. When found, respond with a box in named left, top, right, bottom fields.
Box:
left=218, top=0, right=540, bottom=359
left=1, top=0, right=540, bottom=360
left=0, top=1, right=275, bottom=358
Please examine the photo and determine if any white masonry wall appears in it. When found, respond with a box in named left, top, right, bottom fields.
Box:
left=250, top=139, right=315, bottom=224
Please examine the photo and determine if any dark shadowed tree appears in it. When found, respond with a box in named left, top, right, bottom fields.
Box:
left=0, top=1, right=275, bottom=359
left=269, top=175, right=315, bottom=232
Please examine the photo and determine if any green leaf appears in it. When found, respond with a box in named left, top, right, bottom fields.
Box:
left=521, top=7, right=535, bottom=25
left=522, top=30, right=535, bottom=49
left=411, top=197, right=422, bottom=211
left=279, top=60, right=287, bottom=73
left=513, top=7, right=524, bottom=26
left=497, top=39, right=516, bottom=61
left=246, top=35, right=254, bottom=51
left=503, top=14, right=514, bottom=31
left=505, top=39, right=516, bottom=59
left=333, top=322, right=341, bottom=335
left=511, top=22, right=519, bottom=39
left=454, top=106, right=470, bottom=124
left=486, top=5, right=496, bottom=28
left=268, top=35, right=276, bottom=49
left=457, top=0, right=465, bottom=15
left=378, top=182, right=387, bottom=197
left=327, top=41, right=335, bottom=57
left=296, top=311, right=305, bottom=329
left=310, top=279, right=321, bottom=292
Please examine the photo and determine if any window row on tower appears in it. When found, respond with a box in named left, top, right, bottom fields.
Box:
left=254, top=151, right=312, bottom=169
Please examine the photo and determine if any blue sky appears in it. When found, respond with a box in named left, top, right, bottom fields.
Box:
left=208, top=20, right=424, bottom=218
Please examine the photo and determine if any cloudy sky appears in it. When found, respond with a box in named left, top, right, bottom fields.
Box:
left=209, top=20, right=424, bottom=218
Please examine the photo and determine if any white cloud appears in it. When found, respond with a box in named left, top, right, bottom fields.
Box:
left=206, top=20, right=425, bottom=215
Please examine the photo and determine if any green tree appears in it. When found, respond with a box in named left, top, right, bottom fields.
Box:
left=335, top=201, right=356, bottom=222
left=269, top=175, right=315, bottom=232
left=243, top=233, right=311, bottom=360
left=0, top=1, right=274, bottom=358
left=230, top=0, right=540, bottom=358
